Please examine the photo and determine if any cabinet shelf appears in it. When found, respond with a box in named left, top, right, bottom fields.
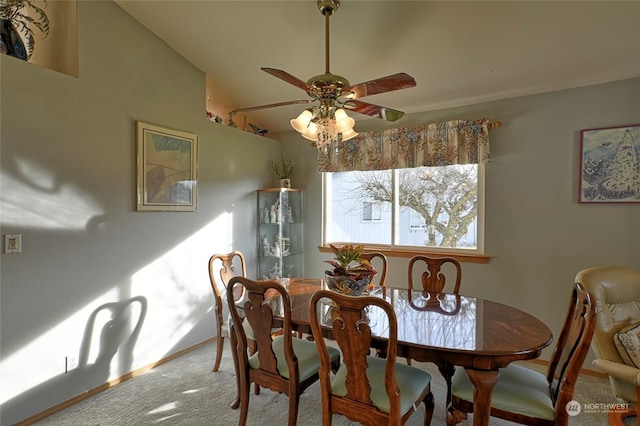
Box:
left=257, top=188, right=303, bottom=279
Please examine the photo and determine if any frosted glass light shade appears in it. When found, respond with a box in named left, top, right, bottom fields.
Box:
left=335, top=117, right=355, bottom=133
left=340, top=127, right=358, bottom=141
left=290, top=110, right=314, bottom=133
left=334, top=108, right=355, bottom=133
left=300, top=121, right=319, bottom=141
left=334, top=108, right=348, bottom=121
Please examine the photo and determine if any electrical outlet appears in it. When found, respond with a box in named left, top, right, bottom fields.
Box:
left=4, top=234, right=21, bottom=253
left=65, top=356, right=78, bottom=373
left=68, top=356, right=78, bottom=369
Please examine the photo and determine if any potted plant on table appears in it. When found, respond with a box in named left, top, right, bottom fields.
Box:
left=324, top=244, right=377, bottom=296
left=0, top=0, right=49, bottom=61
left=271, top=155, right=294, bottom=188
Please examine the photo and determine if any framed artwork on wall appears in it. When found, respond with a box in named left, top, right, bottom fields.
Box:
left=136, top=121, right=198, bottom=211
left=579, top=123, right=640, bottom=203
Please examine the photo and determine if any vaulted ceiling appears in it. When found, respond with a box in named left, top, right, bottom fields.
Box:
left=115, top=1, right=640, bottom=134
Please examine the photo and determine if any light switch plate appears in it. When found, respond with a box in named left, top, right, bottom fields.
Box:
left=4, top=234, right=21, bottom=253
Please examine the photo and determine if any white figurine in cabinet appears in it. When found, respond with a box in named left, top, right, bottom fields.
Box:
left=269, top=262, right=281, bottom=279
left=270, top=200, right=280, bottom=223
left=262, top=234, right=269, bottom=256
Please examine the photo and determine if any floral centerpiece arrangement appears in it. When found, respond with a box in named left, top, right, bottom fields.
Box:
left=324, top=244, right=377, bottom=296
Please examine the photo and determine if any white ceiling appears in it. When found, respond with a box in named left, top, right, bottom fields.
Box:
left=114, top=1, right=640, bottom=134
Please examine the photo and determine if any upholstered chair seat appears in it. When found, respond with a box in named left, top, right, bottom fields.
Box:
left=451, top=363, right=556, bottom=421
left=248, top=334, right=340, bottom=381
left=332, top=355, right=433, bottom=416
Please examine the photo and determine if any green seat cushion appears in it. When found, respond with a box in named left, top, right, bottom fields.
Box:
left=249, top=335, right=340, bottom=381
left=225, top=317, right=257, bottom=340
left=332, top=356, right=431, bottom=415
left=451, top=364, right=555, bottom=421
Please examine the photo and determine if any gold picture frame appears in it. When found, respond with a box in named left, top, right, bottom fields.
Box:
left=136, top=121, right=198, bottom=211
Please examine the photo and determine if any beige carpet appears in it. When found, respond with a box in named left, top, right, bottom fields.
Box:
left=34, top=340, right=622, bottom=425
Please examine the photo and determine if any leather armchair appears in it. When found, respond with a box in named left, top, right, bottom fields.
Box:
left=577, top=266, right=640, bottom=418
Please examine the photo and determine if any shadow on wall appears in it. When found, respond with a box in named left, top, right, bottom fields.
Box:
left=1, top=297, right=147, bottom=425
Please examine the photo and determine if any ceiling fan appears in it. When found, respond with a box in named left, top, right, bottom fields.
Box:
left=228, top=0, right=416, bottom=144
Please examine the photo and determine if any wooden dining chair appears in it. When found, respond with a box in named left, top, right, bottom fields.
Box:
left=207, top=251, right=248, bottom=373
left=361, top=251, right=389, bottom=358
left=408, top=255, right=461, bottom=294
left=309, top=289, right=435, bottom=426
left=360, top=251, right=388, bottom=287
left=447, top=282, right=596, bottom=426
left=228, top=276, right=340, bottom=426
left=405, top=255, right=462, bottom=388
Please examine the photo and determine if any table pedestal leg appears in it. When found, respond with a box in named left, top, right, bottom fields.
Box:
left=463, top=368, right=499, bottom=426
left=438, top=360, right=456, bottom=407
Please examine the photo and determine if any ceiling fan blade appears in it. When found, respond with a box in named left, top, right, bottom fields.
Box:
left=342, top=73, right=416, bottom=99
left=228, top=99, right=313, bottom=127
left=346, top=99, right=406, bottom=122
left=261, top=68, right=313, bottom=93
left=230, top=99, right=312, bottom=114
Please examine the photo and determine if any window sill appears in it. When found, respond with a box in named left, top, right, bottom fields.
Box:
left=318, top=245, right=490, bottom=264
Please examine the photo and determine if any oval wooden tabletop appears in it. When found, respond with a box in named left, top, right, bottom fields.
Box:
left=284, top=278, right=553, bottom=361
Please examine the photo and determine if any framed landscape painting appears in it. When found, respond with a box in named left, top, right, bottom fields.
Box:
left=579, top=123, right=640, bottom=203
left=136, top=121, right=198, bottom=211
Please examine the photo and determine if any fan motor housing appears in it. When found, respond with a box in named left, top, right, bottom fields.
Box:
left=307, top=73, right=350, bottom=98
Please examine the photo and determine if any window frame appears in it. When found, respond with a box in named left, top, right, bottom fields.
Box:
left=321, top=164, right=488, bottom=264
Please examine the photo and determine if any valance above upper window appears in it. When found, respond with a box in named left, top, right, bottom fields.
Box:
left=317, top=118, right=494, bottom=173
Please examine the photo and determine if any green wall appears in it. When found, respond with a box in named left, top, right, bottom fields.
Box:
left=0, top=1, right=281, bottom=423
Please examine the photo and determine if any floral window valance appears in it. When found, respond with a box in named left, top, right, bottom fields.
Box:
left=317, top=118, right=493, bottom=173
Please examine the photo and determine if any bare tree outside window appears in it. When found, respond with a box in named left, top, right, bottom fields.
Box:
left=398, top=165, right=477, bottom=247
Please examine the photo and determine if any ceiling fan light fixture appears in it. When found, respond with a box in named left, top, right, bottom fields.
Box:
left=290, top=109, right=314, bottom=133
left=291, top=106, right=357, bottom=149
left=340, top=127, right=358, bottom=142
left=333, top=107, right=347, bottom=121
left=300, top=121, right=319, bottom=142
left=301, top=132, right=319, bottom=142
left=334, top=108, right=355, bottom=133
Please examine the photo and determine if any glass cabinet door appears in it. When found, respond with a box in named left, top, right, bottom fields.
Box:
left=257, top=188, right=303, bottom=279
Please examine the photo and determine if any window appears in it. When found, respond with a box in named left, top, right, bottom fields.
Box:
left=323, top=164, right=484, bottom=254
left=362, top=201, right=382, bottom=222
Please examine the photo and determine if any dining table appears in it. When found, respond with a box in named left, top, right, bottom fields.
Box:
left=276, top=277, right=553, bottom=426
